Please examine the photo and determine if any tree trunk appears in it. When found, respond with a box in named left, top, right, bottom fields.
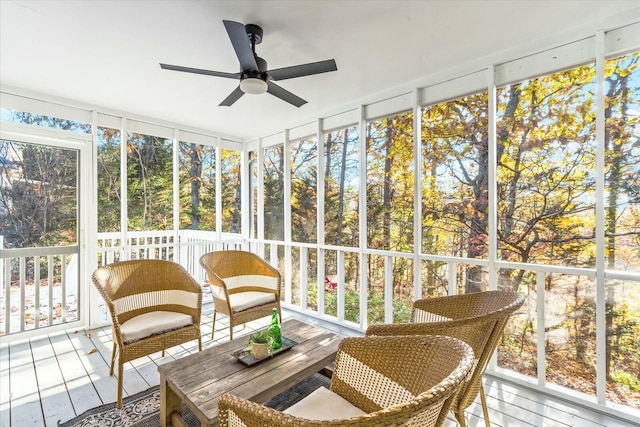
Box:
left=188, top=143, right=202, bottom=230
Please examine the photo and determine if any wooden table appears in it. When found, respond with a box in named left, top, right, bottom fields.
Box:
left=159, top=319, right=343, bottom=427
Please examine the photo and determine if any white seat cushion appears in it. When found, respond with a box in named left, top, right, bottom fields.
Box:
left=120, top=311, right=193, bottom=343
left=283, top=386, right=367, bottom=421
left=228, top=291, right=276, bottom=313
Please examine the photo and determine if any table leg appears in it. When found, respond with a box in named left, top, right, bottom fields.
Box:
left=160, top=373, right=181, bottom=427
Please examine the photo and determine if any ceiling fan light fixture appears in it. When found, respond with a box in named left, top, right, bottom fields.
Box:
left=240, top=77, right=268, bottom=95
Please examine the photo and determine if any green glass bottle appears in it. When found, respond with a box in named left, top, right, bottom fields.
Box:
left=268, top=308, right=282, bottom=350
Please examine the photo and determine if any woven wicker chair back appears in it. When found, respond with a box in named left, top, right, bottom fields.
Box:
left=199, top=250, right=282, bottom=340
left=200, top=250, right=279, bottom=281
left=92, top=259, right=202, bottom=324
left=366, top=290, right=525, bottom=427
left=217, top=334, right=474, bottom=427
left=91, top=259, right=203, bottom=409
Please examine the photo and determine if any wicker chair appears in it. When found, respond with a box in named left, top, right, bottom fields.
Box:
left=200, top=250, right=281, bottom=340
left=218, top=335, right=473, bottom=427
left=92, top=259, right=202, bottom=409
left=366, top=290, right=525, bottom=427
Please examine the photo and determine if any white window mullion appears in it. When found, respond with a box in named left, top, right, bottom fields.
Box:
left=257, top=138, right=265, bottom=252
left=172, top=129, right=180, bottom=260
left=215, top=137, right=222, bottom=239
left=283, top=130, right=292, bottom=305
left=316, top=119, right=326, bottom=316
left=358, top=105, right=368, bottom=330
left=120, top=118, right=128, bottom=260
left=412, top=89, right=422, bottom=302
left=241, top=141, right=250, bottom=246
left=595, top=29, right=607, bottom=407
left=87, top=110, right=99, bottom=327
left=487, top=64, right=498, bottom=292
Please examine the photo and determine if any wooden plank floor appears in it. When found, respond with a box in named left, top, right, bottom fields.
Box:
left=0, top=297, right=637, bottom=427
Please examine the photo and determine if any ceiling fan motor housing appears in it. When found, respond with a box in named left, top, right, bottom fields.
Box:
left=245, top=24, right=263, bottom=45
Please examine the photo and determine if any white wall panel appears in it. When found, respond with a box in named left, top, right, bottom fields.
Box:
left=364, top=92, right=413, bottom=121
left=261, top=132, right=284, bottom=148
left=605, top=22, right=640, bottom=57
left=495, top=37, right=596, bottom=87
left=288, top=122, right=316, bottom=141
left=321, top=108, right=359, bottom=132
left=180, top=130, right=217, bottom=146
left=1, top=92, right=92, bottom=124
left=419, top=70, right=488, bottom=106
left=127, top=119, right=174, bottom=139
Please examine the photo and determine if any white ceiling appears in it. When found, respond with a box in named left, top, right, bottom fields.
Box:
left=1, top=1, right=639, bottom=140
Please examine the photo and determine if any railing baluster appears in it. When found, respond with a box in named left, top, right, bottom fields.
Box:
left=34, top=255, right=40, bottom=329
left=19, top=256, right=26, bottom=332
left=48, top=255, right=54, bottom=327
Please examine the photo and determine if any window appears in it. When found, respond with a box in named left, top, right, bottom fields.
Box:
left=366, top=112, right=414, bottom=251
left=324, top=126, right=359, bottom=247
left=221, top=148, right=242, bottom=234
left=291, top=136, right=317, bottom=243
left=263, top=146, right=284, bottom=241
left=179, top=141, right=215, bottom=230
left=422, top=92, right=489, bottom=294
left=126, top=132, right=173, bottom=231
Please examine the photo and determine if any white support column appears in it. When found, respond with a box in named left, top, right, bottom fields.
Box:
left=487, top=64, right=498, bottom=291
left=120, top=118, right=128, bottom=260
left=486, top=64, right=500, bottom=371
left=358, top=105, right=368, bottom=329
left=413, top=89, right=423, bottom=302
left=172, top=129, right=180, bottom=261
left=595, top=30, right=607, bottom=406
left=257, top=138, right=265, bottom=254
left=87, top=110, right=99, bottom=328
left=215, top=137, right=223, bottom=240
left=316, top=119, right=326, bottom=316
left=283, top=130, right=292, bottom=305
left=240, top=141, right=250, bottom=245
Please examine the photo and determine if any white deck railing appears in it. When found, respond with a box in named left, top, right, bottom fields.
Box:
left=2, top=232, right=638, bottom=421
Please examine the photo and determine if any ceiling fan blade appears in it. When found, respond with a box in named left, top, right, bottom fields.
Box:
left=267, top=59, right=337, bottom=81
left=160, top=63, right=240, bottom=79
left=266, top=81, right=307, bottom=107
left=223, top=20, right=259, bottom=71
left=219, top=86, right=245, bottom=106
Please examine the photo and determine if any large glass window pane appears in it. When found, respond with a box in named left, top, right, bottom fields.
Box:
left=126, top=132, right=173, bottom=231
left=0, top=140, right=79, bottom=333
left=0, top=140, right=77, bottom=248
left=263, top=146, right=284, bottom=241
left=497, top=64, right=596, bottom=272
left=422, top=92, right=489, bottom=293
left=221, top=148, right=241, bottom=234
left=366, top=112, right=414, bottom=251
left=324, top=126, right=359, bottom=247
left=497, top=268, right=537, bottom=379
left=97, top=127, right=121, bottom=233
left=604, top=51, right=640, bottom=410
left=0, top=109, right=90, bottom=134
left=604, top=52, right=640, bottom=273
left=291, top=137, right=317, bottom=243
left=179, top=141, right=215, bottom=230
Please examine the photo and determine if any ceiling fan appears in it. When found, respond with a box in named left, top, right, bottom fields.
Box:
left=160, top=20, right=337, bottom=107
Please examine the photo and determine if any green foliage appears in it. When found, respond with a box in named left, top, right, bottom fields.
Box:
left=249, top=330, right=272, bottom=344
